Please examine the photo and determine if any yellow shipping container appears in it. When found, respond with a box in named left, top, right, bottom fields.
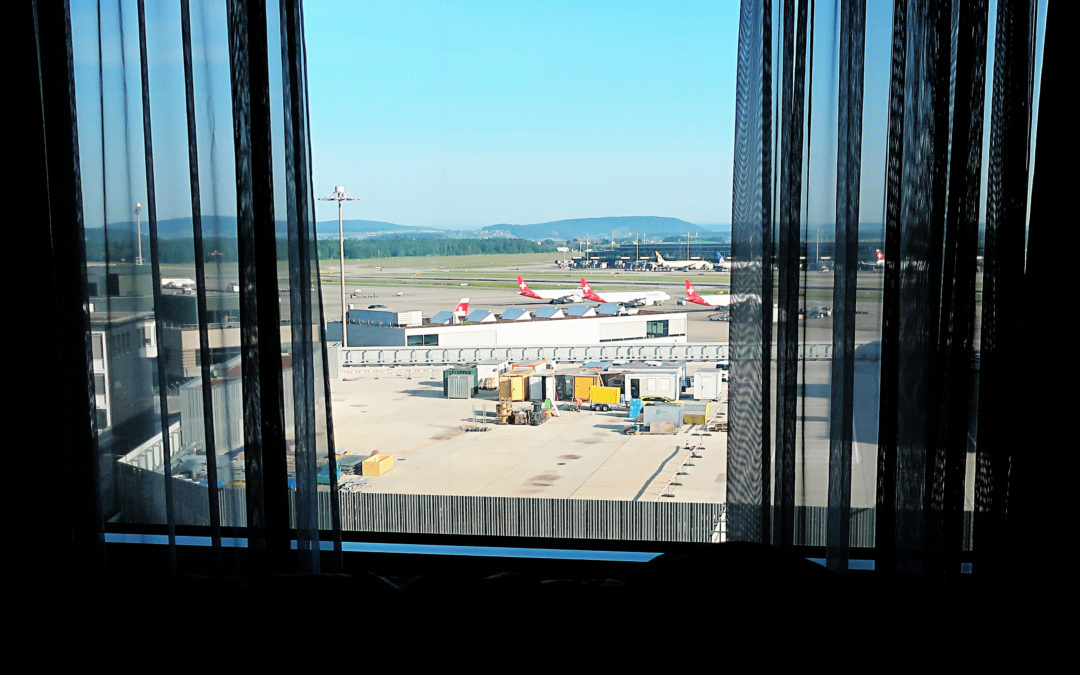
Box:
left=499, top=370, right=532, bottom=401
left=362, top=453, right=395, bottom=476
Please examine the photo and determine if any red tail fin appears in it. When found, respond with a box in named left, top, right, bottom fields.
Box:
left=580, top=278, right=603, bottom=302
left=876, top=249, right=884, bottom=261
left=684, top=279, right=708, bottom=305
left=516, top=276, right=541, bottom=299
left=453, top=298, right=469, bottom=314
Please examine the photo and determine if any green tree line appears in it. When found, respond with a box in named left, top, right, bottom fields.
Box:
left=86, top=235, right=556, bottom=264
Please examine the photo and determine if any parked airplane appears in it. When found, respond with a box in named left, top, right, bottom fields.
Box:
left=452, top=298, right=470, bottom=317
left=515, top=276, right=582, bottom=303
left=714, top=253, right=731, bottom=272
left=655, top=251, right=714, bottom=271
left=161, top=278, right=195, bottom=290
left=683, top=279, right=731, bottom=308
left=859, top=249, right=885, bottom=271
left=580, top=278, right=670, bottom=306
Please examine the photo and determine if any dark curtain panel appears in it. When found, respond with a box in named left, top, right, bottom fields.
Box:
left=728, top=0, right=773, bottom=543
left=48, top=0, right=336, bottom=576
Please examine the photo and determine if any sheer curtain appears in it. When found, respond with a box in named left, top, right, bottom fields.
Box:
left=42, top=0, right=337, bottom=575
left=728, top=0, right=1048, bottom=578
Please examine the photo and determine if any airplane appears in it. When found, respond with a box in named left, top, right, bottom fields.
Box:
left=714, top=253, right=731, bottom=272
left=515, top=276, right=583, bottom=304
left=859, top=249, right=885, bottom=271
left=452, top=298, right=470, bottom=318
left=580, top=278, right=670, bottom=307
left=683, top=279, right=731, bottom=308
left=654, top=251, right=714, bottom=271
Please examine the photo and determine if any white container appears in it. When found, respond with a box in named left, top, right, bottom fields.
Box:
left=693, top=371, right=721, bottom=400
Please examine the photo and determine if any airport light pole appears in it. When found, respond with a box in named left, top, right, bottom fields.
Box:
left=135, top=202, right=143, bottom=265
left=318, top=186, right=362, bottom=348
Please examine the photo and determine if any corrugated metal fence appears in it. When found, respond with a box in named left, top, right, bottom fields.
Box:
left=116, top=466, right=971, bottom=548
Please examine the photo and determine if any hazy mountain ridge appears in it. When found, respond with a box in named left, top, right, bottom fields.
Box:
left=87, top=215, right=726, bottom=241
left=482, top=216, right=714, bottom=240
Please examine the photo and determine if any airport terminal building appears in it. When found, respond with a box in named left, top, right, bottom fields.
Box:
left=328, top=306, right=689, bottom=348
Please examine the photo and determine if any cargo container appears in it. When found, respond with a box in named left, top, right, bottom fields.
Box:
left=442, top=365, right=478, bottom=396
left=693, top=371, right=722, bottom=400
left=446, top=373, right=473, bottom=399
left=624, top=371, right=681, bottom=402
left=476, top=359, right=510, bottom=385
left=511, top=358, right=552, bottom=373
left=643, top=403, right=683, bottom=431
left=498, top=368, right=534, bottom=401
left=574, top=374, right=604, bottom=400
left=542, top=375, right=557, bottom=402
left=683, top=400, right=712, bottom=425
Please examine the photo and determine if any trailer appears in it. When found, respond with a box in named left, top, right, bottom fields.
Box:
left=587, top=385, right=623, bottom=412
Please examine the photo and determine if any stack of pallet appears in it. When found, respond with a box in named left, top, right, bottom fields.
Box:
left=496, top=402, right=513, bottom=425
left=337, top=455, right=367, bottom=476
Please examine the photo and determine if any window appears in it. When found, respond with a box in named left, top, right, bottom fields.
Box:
left=406, top=334, right=439, bottom=347
left=646, top=320, right=669, bottom=339
left=37, top=0, right=1054, bottom=581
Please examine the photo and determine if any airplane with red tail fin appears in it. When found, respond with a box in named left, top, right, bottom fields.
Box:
left=683, top=279, right=730, bottom=307
left=580, top=278, right=670, bottom=306
left=515, top=276, right=582, bottom=304
left=859, top=249, right=885, bottom=271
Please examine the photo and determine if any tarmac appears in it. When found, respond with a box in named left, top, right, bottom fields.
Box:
left=330, top=372, right=728, bottom=504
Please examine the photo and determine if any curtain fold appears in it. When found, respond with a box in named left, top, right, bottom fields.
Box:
left=58, top=0, right=333, bottom=575
left=732, top=0, right=1041, bottom=576
left=728, top=0, right=774, bottom=543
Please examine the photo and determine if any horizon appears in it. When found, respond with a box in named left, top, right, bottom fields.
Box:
left=70, top=1, right=1042, bottom=232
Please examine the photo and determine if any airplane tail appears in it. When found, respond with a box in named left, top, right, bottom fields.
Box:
left=875, top=249, right=884, bottom=262
left=716, top=253, right=725, bottom=265
left=453, top=298, right=470, bottom=315
left=516, top=275, right=541, bottom=299
left=655, top=251, right=666, bottom=264
left=580, top=278, right=603, bottom=302
left=684, top=279, right=708, bottom=305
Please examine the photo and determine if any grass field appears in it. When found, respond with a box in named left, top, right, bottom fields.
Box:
left=332, top=251, right=556, bottom=270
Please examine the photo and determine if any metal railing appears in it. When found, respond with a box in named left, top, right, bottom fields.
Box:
left=334, top=341, right=869, bottom=367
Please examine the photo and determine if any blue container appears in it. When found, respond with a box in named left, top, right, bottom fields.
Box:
left=627, top=398, right=644, bottom=419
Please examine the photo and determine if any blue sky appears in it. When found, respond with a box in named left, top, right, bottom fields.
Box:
left=305, top=0, right=742, bottom=228
left=70, top=0, right=1043, bottom=233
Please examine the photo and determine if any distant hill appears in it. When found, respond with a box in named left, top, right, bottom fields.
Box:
left=481, top=216, right=718, bottom=240
left=86, top=214, right=730, bottom=241
left=86, top=216, right=439, bottom=239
